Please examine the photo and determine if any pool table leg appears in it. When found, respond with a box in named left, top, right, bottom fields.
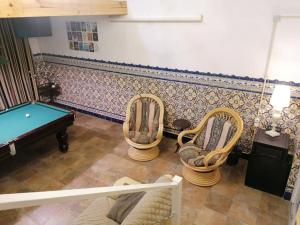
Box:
left=56, top=129, right=69, bottom=153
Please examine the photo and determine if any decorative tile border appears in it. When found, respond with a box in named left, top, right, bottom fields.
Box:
left=34, top=53, right=300, bottom=98
left=34, top=53, right=300, bottom=199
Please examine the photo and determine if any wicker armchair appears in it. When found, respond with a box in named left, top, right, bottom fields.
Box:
left=123, top=94, right=164, bottom=161
left=177, top=108, right=243, bottom=186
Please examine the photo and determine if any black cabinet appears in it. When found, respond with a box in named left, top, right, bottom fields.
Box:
left=245, top=128, right=293, bottom=196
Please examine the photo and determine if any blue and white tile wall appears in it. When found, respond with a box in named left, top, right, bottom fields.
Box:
left=34, top=53, right=300, bottom=197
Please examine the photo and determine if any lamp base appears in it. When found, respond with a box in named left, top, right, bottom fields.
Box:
left=265, top=129, right=280, bottom=137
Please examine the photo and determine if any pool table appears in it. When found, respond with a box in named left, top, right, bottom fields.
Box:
left=0, top=101, right=75, bottom=158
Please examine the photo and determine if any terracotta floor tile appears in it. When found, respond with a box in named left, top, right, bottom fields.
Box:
left=0, top=177, right=22, bottom=194
left=255, top=211, right=287, bottom=225
left=225, top=215, right=249, bottom=225
left=233, top=185, right=262, bottom=208
left=183, top=186, right=209, bottom=209
left=211, top=180, right=240, bottom=199
left=22, top=175, right=64, bottom=192
left=228, top=201, right=259, bottom=225
left=181, top=207, right=201, bottom=225
left=259, top=192, right=289, bottom=219
left=196, top=207, right=228, bottom=225
left=205, top=191, right=233, bottom=214
left=10, top=167, right=37, bottom=183
left=0, top=209, right=21, bottom=225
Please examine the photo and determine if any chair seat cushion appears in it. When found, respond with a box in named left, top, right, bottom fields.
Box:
left=129, top=131, right=157, bottom=144
left=178, top=144, right=220, bottom=167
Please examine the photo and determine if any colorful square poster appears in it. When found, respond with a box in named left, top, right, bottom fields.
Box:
left=66, top=21, right=99, bottom=52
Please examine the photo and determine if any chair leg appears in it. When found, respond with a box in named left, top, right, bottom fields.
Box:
left=182, top=166, right=221, bottom=187
left=128, top=146, right=159, bottom=161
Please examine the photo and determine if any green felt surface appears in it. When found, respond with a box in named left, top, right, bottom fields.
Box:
left=0, top=102, right=70, bottom=144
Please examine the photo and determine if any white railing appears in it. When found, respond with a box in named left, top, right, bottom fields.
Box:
left=0, top=175, right=182, bottom=225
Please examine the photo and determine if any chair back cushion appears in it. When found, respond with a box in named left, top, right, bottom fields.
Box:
left=202, top=116, right=235, bottom=151
left=128, top=97, right=160, bottom=144
left=121, top=175, right=172, bottom=225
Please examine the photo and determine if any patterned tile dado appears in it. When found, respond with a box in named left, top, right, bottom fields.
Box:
left=34, top=53, right=300, bottom=197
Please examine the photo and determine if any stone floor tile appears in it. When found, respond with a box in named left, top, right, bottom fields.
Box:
left=228, top=201, right=259, bottom=225
left=196, top=207, right=228, bottom=225
left=259, top=192, right=289, bottom=219
left=211, top=180, right=240, bottom=199
left=204, top=191, right=233, bottom=214
left=255, top=211, right=287, bottom=225
left=233, top=185, right=262, bottom=208
left=181, top=207, right=201, bottom=225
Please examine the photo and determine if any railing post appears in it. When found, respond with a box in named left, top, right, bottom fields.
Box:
left=171, top=176, right=182, bottom=225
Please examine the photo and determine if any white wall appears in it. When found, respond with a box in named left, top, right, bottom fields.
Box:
left=30, top=0, right=300, bottom=82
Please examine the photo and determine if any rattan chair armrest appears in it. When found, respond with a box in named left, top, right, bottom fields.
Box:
left=123, top=122, right=130, bottom=137
left=157, top=125, right=164, bottom=139
left=203, top=149, right=224, bottom=167
left=177, top=130, right=196, bottom=146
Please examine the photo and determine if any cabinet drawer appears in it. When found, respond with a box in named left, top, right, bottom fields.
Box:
left=253, top=144, right=286, bottom=160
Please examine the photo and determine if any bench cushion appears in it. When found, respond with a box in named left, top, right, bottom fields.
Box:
left=71, top=197, right=118, bottom=225
left=121, top=175, right=173, bottom=225
left=107, top=192, right=145, bottom=224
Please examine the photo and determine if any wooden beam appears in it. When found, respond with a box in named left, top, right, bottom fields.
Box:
left=110, top=16, right=203, bottom=23
left=0, top=0, right=127, bottom=18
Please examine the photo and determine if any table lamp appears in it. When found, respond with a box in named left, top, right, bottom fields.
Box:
left=266, top=84, right=290, bottom=137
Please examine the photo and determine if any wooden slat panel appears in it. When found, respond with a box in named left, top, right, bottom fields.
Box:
left=0, top=0, right=127, bottom=18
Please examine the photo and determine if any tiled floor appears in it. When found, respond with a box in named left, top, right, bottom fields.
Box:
left=0, top=113, right=289, bottom=225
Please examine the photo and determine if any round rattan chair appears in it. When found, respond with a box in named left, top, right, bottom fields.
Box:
left=123, top=94, right=164, bottom=161
left=177, top=108, right=243, bottom=186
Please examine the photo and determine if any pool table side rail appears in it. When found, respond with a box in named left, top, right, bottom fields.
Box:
left=0, top=102, right=31, bottom=114
left=36, top=102, right=71, bottom=114
left=0, top=101, right=70, bottom=115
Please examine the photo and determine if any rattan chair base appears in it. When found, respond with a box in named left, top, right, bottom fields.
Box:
left=182, top=166, right=221, bottom=186
left=128, top=146, right=159, bottom=161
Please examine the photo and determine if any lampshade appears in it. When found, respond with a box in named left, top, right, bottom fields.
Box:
left=270, top=84, right=291, bottom=110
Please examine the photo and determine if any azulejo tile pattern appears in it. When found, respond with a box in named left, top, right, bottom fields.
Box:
left=34, top=53, right=300, bottom=196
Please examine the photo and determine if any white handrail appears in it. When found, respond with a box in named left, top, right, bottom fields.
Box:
left=0, top=175, right=182, bottom=225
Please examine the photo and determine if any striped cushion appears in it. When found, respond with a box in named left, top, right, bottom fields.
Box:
left=203, top=117, right=234, bottom=151
left=178, top=144, right=215, bottom=167
left=128, top=98, right=160, bottom=144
